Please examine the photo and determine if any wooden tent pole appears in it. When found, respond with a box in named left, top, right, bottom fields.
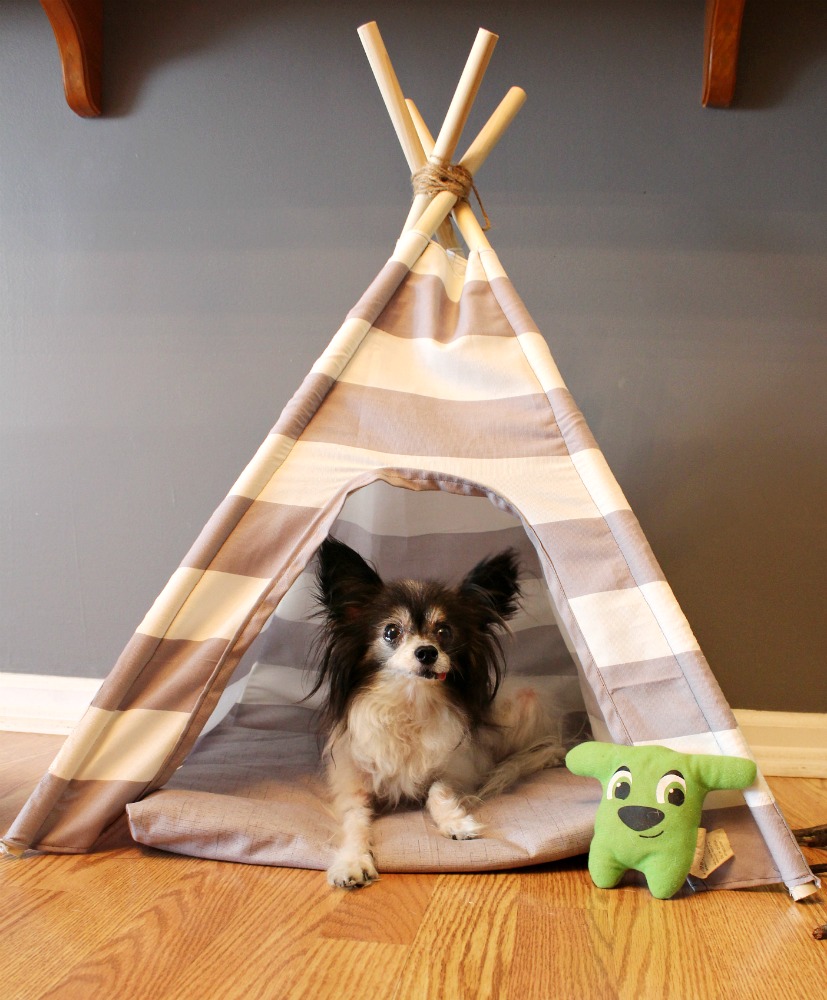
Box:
left=401, top=27, right=497, bottom=237
left=405, top=99, right=436, bottom=160
left=406, top=88, right=527, bottom=251
left=359, top=22, right=526, bottom=251
left=405, top=191, right=459, bottom=245
left=406, top=100, right=488, bottom=252
left=358, top=21, right=458, bottom=248
left=429, top=28, right=498, bottom=165
left=457, top=85, right=526, bottom=176
left=357, top=21, right=425, bottom=174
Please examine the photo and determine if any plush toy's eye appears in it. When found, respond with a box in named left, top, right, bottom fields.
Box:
left=607, top=766, right=632, bottom=800
left=656, top=770, right=687, bottom=807
left=383, top=623, right=401, bottom=644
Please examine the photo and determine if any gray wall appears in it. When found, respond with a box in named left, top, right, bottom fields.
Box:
left=1, top=1, right=824, bottom=712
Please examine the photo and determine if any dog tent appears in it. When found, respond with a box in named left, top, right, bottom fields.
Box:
left=4, top=24, right=818, bottom=899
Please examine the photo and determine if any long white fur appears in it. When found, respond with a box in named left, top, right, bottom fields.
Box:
left=325, top=669, right=561, bottom=888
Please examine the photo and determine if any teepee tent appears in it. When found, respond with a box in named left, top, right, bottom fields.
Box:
left=4, top=23, right=818, bottom=900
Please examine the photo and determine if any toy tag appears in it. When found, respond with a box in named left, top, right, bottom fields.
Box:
left=690, top=828, right=735, bottom=879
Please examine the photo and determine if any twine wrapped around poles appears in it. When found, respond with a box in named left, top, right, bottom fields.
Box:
left=411, top=161, right=492, bottom=231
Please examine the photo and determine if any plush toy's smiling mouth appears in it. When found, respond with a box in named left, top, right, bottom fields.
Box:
left=639, top=830, right=664, bottom=839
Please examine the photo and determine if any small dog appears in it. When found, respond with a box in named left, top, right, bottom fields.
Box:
left=309, top=536, right=562, bottom=888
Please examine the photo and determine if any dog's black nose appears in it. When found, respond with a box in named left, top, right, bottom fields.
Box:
left=415, top=645, right=438, bottom=666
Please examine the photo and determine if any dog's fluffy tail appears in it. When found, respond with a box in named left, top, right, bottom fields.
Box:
left=475, top=736, right=566, bottom=801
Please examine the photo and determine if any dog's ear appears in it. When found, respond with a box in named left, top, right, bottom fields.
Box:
left=459, top=548, right=521, bottom=623
left=315, top=537, right=383, bottom=620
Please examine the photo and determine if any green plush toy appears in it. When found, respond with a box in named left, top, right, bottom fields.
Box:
left=566, top=742, right=757, bottom=899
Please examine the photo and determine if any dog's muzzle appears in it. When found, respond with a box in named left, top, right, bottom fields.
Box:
left=415, top=645, right=439, bottom=667
left=414, top=645, right=447, bottom=681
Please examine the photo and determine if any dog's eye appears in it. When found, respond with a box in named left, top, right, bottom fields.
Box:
left=383, top=623, right=401, bottom=644
left=436, top=624, right=453, bottom=644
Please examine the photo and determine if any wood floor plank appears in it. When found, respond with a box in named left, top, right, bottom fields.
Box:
left=0, top=731, right=63, bottom=769
left=689, top=885, right=827, bottom=997
left=317, top=872, right=434, bottom=944
left=768, top=776, right=827, bottom=832
left=157, top=865, right=341, bottom=1000
left=0, top=732, right=63, bottom=831
left=604, top=888, right=726, bottom=1000
left=261, top=939, right=411, bottom=1000
left=507, top=871, right=618, bottom=1000
left=393, top=872, right=520, bottom=1000
left=1, top=730, right=825, bottom=1000
left=1, top=853, right=218, bottom=995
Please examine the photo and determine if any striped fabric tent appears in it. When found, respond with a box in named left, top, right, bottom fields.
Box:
left=4, top=24, right=817, bottom=899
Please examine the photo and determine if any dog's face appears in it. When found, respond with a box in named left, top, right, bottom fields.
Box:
left=366, top=581, right=458, bottom=682
left=311, top=537, right=521, bottom=727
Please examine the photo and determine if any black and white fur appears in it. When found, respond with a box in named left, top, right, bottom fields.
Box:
left=309, top=537, right=562, bottom=888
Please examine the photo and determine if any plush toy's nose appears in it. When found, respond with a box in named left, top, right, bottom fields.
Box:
left=618, top=805, right=665, bottom=832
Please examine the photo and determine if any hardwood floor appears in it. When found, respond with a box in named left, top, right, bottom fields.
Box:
left=2, top=731, right=825, bottom=999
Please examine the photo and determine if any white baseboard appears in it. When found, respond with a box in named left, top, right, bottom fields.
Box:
left=1, top=673, right=824, bottom=778
left=733, top=709, right=827, bottom=779
left=0, top=672, right=101, bottom=736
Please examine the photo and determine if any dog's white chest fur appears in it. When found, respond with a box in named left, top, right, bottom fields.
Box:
left=342, top=674, right=470, bottom=804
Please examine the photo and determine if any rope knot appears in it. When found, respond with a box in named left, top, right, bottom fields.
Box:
left=411, top=161, right=491, bottom=232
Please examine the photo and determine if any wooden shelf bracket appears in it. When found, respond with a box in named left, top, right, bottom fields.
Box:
left=40, top=0, right=103, bottom=117
left=703, top=0, right=746, bottom=107
left=34, top=2, right=748, bottom=120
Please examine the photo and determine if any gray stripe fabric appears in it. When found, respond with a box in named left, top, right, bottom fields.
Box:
left=3, top=240, right=816, bottom=896
left=374, top=272, right=518, bottom=341
left=301, top=384, right=565, bottom=458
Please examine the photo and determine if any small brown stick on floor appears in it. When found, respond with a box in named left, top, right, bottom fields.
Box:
left=814, top=924, right=827, bottom=941
left=793, top=824, right=827, bottom=848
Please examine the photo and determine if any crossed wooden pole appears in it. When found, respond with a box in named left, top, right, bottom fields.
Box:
left=358, top=21, right=526, bottom=254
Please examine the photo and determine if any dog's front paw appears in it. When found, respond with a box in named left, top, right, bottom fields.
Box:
left=327, top=851, right=379, bottom=889
left=441, top=813, right=484, bottom=841
left=427, top=782, right=484, bottom=841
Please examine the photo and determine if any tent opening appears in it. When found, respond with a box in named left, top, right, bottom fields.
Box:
left=204, top=477, right=593, bottom=744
